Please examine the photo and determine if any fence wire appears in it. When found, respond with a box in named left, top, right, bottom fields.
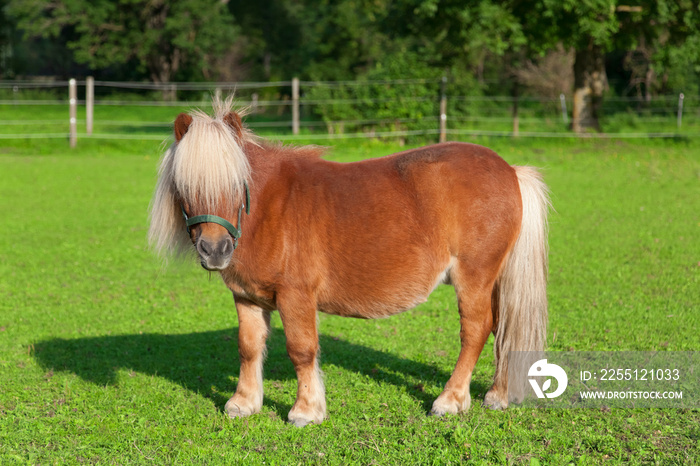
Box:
left=0, top=78, right=698, bottom=144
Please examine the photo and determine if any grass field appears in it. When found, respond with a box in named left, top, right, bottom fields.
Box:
left=1, top=123, right=699, bottom=464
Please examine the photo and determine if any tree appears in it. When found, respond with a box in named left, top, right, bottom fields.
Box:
left=518, top=0, right=700, bottom=132
left=7, top=0, right=239, bottom=85
left=513, top=0, right=619, bottom=132
left=636, top=0, right=700, bottom=95
left=389, top=0, right=527, bottom=77
left=0, top=0, right=13, bottom=77
left=228, top=0, right=307, bottom=81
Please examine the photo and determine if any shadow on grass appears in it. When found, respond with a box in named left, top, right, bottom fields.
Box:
left=33, top=328, right=490, bottom=416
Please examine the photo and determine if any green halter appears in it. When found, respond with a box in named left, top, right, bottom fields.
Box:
left=181, top=182, right=250, bottom=249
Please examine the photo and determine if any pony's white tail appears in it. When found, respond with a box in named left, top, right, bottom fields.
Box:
left=492, top=166, right=550, bottom=404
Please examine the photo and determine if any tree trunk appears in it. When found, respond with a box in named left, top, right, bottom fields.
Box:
left=572, top=42, right=607, bottom=133
left=263, top=52, right=272, bottom=79
left=148, top=49, right=181, bottom=101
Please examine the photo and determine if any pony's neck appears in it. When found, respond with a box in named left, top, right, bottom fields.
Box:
left=237, top=141, right=326, bottom=222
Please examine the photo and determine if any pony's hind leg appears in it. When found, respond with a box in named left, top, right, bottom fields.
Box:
left=484, top=282, right=509, bottom=410
left=277, top=291, right=326, bottom=427
left=431, top=268, right=494, bottom=416
left=225, top=297, right=271, bottom=418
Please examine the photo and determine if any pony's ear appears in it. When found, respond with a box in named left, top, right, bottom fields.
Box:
left=174, top=113, right=193, bottom=142
left=223, top=112, right=243, bottom=139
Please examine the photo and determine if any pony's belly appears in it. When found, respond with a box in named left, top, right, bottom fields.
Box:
left=318, top=259, right=454, bottom=319
left=318, top=291, right=431, bottom=319
left=226, top=255, right=454, bottom=318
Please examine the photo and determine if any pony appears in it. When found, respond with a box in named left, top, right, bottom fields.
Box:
left=148, top=97, right=550, bottom=427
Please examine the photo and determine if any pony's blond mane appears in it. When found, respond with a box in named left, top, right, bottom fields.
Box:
left=148, top=96, right=253, bottom=258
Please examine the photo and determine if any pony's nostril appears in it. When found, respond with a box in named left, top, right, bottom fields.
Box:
left=199, top=240, right=213, bottom=257
left=219, top=238, right=233, bottom=256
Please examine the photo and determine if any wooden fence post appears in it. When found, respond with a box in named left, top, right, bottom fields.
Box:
left=69, top=79, right=77, bottom=148
left=292, top=77, right=300, bottom=135
left=86, top=76, right=94, bottom=135
left=439, top=76, right=447, bottom=143
left=677, top=93, right=684, bottom=130
left=251, top=93, right=259, bottom=114
left=560, top=93, right=568, bottom=125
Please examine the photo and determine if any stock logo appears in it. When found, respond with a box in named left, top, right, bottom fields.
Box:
left=528, top=359, right=568, bottom=399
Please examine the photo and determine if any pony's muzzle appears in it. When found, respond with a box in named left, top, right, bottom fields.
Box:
left=196, top=236, right=233, bottom=271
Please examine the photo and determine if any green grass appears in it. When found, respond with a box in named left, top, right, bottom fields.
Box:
left=1, top=132, right=699, bottom=464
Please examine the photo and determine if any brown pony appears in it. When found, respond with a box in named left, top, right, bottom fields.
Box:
left=148, top=98, right=550, bottom=427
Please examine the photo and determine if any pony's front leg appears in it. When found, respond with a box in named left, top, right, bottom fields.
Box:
left=277, top=291, right=326, bottom=427
left=225, top=297, right=271, bottom=418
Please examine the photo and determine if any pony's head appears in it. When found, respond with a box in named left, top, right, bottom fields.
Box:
left=148, top=97, right=253, bottom=270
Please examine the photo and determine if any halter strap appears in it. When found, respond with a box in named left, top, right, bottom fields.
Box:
left=181, top=182, right=250, bottom=249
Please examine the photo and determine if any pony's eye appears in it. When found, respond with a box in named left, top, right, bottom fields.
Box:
left=180, top=200, right=192, bottom=216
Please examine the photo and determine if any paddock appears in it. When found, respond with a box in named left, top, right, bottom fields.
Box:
left=1, top=134, right=698, bottom=463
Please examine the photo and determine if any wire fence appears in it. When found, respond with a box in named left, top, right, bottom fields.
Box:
left=0, top=78, right=698, bottom=146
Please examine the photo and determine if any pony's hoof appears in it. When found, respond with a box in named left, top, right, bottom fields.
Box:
left=483, top=390, right=508, bottom=410
left=482, top=400, right=505, bottom=411
left=288, top=417, right=311, bottom=427
left=430, top=403, right=460, bottom=417
left=431, top=392, right=470, bottom=416
left=224, top=398, right=256, bottom=419
left=287, top=414, right=322, bottom=427
left=287, top=406, right=325, bottom=427
left=429, top=407, right=452, bottom=417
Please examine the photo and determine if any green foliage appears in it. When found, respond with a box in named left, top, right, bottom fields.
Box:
left=7, top=0, right=238, bottom=82
left=228, top=0, right=307, bottom=81
left=305, top=52, right=441, bottom=135
left=3, top=0, right=700, bottom=108
left=0, top=0, right=11, bottom=73
left=660, top=36, right=700, bottom=92
left=529, top=0, right=619, bottom=50
left=403, top=0, right=527, bottom=60
left=647, top=1, right=700, bottom=93
left=2, top=0, right=700, bottom=135
left=300, top=0, right=406, bottom=81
